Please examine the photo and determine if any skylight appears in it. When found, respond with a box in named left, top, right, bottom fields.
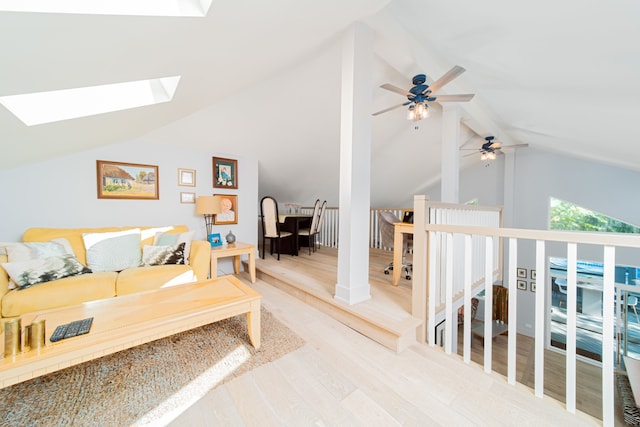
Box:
left=0, top=76, right=181, bottom=126
left=0, top=0, right=212, bottom=17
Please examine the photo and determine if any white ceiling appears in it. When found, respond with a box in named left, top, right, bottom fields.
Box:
left=1, top=0, right=638, bottom=207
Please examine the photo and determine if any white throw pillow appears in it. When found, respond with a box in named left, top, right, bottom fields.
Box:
left=153, top=231, right=194, bottom=264
left=83, top=229, right=142, bottom=272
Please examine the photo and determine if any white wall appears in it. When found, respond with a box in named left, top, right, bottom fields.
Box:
left=0, top=138, right=258, bottom=276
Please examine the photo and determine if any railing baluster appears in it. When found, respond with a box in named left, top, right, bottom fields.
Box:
left=602, top=246, right=615, bottom=426
left=507, top=237, right=517, bottom=385
left=535, top=240, right=546, bottom=397
left=463, top=234, right=472, bottom=363
left=483, top=236, right=494, bottom=373
left=566, top=243, right=577, bottom=413
left=445, top=232, right=454, bottom=354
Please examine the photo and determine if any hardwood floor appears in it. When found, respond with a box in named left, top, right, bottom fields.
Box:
left=169, top=246, right=609, bottom=426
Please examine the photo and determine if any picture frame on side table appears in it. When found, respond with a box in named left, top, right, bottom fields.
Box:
left=180, top=192, right=195, bottom=204
left=178, top=168, right=196, bottom=186
left=517, top=280, right=527, bottom=291
left=213, top=157, right=238, bottom=189
left=208, top=233, right=222, bottom=247
left=96, top=160, right=159, bottom=200
left=213, top=194, right=238, bottom=225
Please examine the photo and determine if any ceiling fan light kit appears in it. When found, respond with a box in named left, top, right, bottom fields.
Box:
left=373, top=65, right=474, bottom=122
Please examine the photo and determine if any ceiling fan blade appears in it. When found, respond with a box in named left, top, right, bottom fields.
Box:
left=380, top=83, right=411, bottom=97
left=428, top=65, right=466, bottom=93
left=372, top=101, right=411, bottom=116
left=433, top=94, right=475, bottom=102
left=490, top=141, right=502, bottom=149
left=463, top=152, right=479, bottom=158
left=500, top=143, right=529, bottom=149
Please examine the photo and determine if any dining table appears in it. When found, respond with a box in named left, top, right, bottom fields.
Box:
left=278, top=214, right=312, bottom=256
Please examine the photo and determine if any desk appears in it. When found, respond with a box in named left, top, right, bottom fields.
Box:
left=278, top=214, right=312, bottom=256
left=210, top=242, right=256, bottom=283
left=392, top=222, right=413, bottom=286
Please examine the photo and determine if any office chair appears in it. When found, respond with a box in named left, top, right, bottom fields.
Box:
left=377, top=210, right=412, bottom=280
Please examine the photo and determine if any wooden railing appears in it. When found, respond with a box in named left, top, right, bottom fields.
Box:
left=412, top=194, right=640, bottom=426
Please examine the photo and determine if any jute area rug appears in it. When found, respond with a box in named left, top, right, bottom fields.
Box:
left=0, top=307, right=305, bottom=427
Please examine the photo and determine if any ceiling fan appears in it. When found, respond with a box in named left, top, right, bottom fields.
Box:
left=461, top=136, right=529, bottom=160
left=372, top=65, right=475, bottom=121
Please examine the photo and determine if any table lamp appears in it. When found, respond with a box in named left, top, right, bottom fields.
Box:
left=196, top=195, right=222, bottom=243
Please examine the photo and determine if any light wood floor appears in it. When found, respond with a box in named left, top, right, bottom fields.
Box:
left=168, top=247, right=609, bottom=426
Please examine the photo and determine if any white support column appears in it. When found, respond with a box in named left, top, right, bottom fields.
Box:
left=335, top=23, right=372, bottom=305
left=441, top=104, right=461, bottom=203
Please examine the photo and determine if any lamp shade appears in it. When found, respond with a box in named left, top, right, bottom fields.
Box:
left=196, top=195, right=222, bottom=215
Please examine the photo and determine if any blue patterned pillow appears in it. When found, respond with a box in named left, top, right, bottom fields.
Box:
left=1, top=254, right=92, bottom=290
left=142, top=242, right=186, bottom=266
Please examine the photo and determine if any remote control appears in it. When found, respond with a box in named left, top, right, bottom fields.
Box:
left=50, top=324, right=68, bottom=342
left=76, top=317, right=93, bottom=336
left=63, top=320, right=82, bottom=339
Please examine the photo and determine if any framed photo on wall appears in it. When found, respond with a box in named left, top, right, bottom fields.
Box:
left=213, top=194, right=238, bottom=225
left=517, top=280, right=527, bottom=290
left=96, top=160, right=159, bottom=200
left=213, top=157, right=238, bottom=189
left=180, top=192, right=195, bottom=204
left=178, top=168, right=196, bottom=186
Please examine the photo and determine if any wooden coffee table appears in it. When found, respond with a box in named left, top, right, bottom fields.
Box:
left=0, top=275, right=261, bottom=389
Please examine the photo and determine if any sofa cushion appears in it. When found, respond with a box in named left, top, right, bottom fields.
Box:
left=83, top=228, right=141, bottom=272
left=1, top=239, right=75, bottom=289
left=142, top=242, right=185, bottom=266
left=116, top=265, right=196, bottom=296
left=2, top=239, right=74, bottom=261
left=1, top=271, right=117, bottom=318
left=153, top=230, right=195, bottom=264
left=1, top=254, right=92, bottom=290
left=23, top=227, right=122, bottom=265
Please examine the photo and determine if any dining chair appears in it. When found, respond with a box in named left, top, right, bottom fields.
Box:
left=314, top=200, right=327, bottom=252
left=297, top=199, right=320, bottom=255
left=260, top=196, right=293, bottom=260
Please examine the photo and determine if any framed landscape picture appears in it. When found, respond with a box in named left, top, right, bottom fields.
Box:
left=213, top=157, right=238, bottom=189
left=96, top=160, right=159, bottom=200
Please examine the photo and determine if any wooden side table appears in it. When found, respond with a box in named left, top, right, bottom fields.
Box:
left=210, top=242, right=256, bottom=283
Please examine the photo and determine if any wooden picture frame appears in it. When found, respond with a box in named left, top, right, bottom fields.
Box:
left=213, top=194, right=238, bottom=225
left=178, top=168, right=196, bottom=186
left=517, top=280, right=527, bottom=291
left=517, top=267, right=527, bottom=278
left=96, top=160, right=159, bottom=200
left=180, top=192, right=195, bottom=204
left=213, top=157, right=238, bottom=189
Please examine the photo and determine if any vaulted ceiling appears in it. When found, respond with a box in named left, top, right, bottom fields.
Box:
left=1, top=0, right=638, bottom=207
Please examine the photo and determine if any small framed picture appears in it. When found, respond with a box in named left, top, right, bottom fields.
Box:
left=530, top=282, right=537, bottom=292
left=517, top=268, right=527, bottom=278
left=517, top=280, right=527, bottom=291
left=180, top=192, right=195, bottom=204
left=178, top=168, right=196, bottom=186
left=208, top=233, right=222, bottom=247
left=213, top=157, right=238, bottom=189
left=531, top=269, right=537, bottom=280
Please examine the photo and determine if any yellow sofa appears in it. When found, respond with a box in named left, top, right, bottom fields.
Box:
left=0, top=225, right=210, bottom=319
